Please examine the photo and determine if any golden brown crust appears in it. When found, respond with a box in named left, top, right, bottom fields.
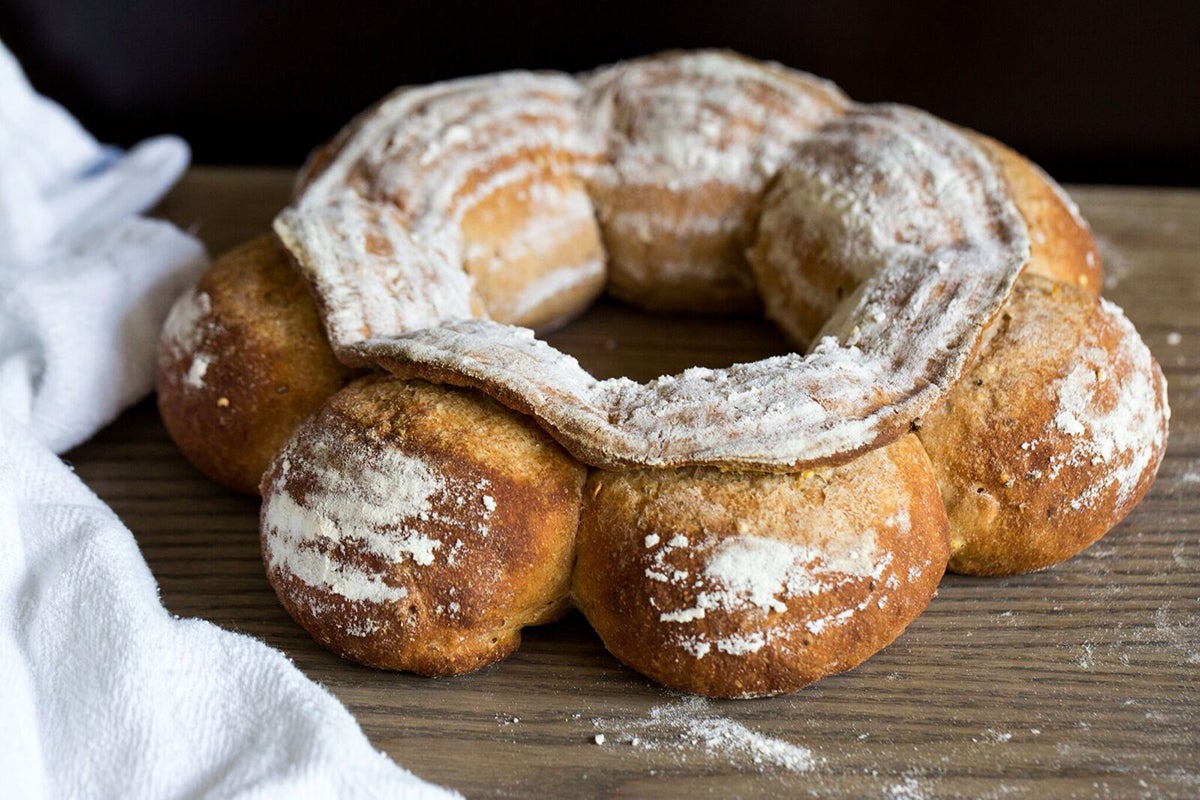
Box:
left=591, top=182, right=767, bottom=315
left=458, top=162, right=606, bottom=331
left=572, top=435, right=949, bottom=698
left=917, top=274, right=1168, bottom=575
left=156, top=234, right=359, bottom=495
left=973, top=134, right=1103, bottom=296
left=260, top=376, right=585, bottom=676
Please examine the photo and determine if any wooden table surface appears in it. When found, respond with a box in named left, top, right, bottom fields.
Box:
left=70, top=169, right=1199, bottom=799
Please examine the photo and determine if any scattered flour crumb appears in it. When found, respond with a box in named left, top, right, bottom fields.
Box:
left=184, top=354, right=211, bottom=388
left=886, top=776, right=928, bottom=799
left=1181, top=461, right=1200, bottom=484
left=592, top=696, right=818, bottom=773
left=1166, top=331, right=1182, bottom=346
left=1076, top=642, right=1096, bottom=669
left=593, top=733, right=606, bottom=745
left=1155, top=603, right=1200, bottom=666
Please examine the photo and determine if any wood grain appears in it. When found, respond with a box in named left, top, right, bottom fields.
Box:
left=69, top=170, right=1200, bottom=798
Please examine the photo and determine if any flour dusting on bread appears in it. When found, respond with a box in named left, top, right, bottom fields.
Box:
left=159, top=287, right=218, bottom=390
left=1050, top=299, right=1168, bottom=511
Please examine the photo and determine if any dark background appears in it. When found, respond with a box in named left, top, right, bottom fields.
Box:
left=2, top=0, right=1197, bottom=185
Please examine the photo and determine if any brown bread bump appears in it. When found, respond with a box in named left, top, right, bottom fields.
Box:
left=917, top=274, right=1168, bottom=575
left=581, top=51, right=849, bottom=314
left=458, top=161, right=607, bottom=332
left=572, top=434, right=949, bottom=698
left=746, top=125, right=1103, bottom=349
left=260, top=375, right=586, bottom=676
left=156, top=233, right=358, bottom=495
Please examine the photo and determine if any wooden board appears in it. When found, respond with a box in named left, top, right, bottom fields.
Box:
left=69, top=170, right=1200, bottom=798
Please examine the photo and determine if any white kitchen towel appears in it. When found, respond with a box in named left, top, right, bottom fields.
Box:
left=0, top=41, right=457, bottom=799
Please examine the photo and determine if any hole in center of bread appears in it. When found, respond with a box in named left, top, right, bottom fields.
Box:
left=543, top=298, right=794, bottom=384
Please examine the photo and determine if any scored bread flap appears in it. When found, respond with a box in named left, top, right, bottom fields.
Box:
left=274, top=62, right=1035, bottom=473
left=274, top=196, right=474, bottom=347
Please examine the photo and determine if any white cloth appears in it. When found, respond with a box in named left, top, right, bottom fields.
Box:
left=0, top=41, right=457, bottom=799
